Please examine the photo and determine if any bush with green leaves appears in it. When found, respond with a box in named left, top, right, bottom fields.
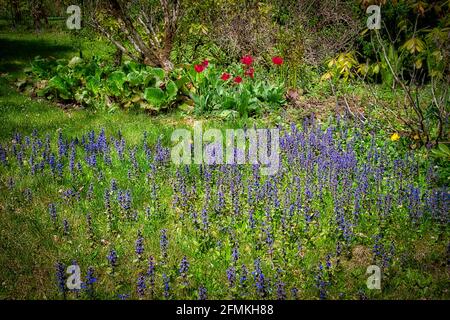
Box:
left=187, top=58, right=286, bottom=118
left=19, top=55, right=286, bottom=118
left=320, top=1, right=449, bottom=146
left=22, top=56, right=186, bottom=113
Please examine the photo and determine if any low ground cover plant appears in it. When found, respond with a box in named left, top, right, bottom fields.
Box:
left=0, top=116, right=447, bottom=299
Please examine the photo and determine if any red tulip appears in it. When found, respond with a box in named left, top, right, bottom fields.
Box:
left=194, top=64, right=205, bottom=73
left=272, top=56, right=284, bottom=65
left=241, top=55, right=253, bottom=66
left=221, top=73, right=231, bottom=81
left=233, top=76, right=243, bottom=84
left=244, top=67, right=255, bottom=78
left=202, top=59, right=209, bottom=67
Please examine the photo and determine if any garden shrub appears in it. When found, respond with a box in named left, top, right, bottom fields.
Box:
left=22, top=56, right=186, bottom=113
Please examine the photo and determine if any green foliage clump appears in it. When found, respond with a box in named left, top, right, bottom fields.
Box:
left=187, top=60, right=286, bottom=118
left=21, top=56, right=185, bottom=113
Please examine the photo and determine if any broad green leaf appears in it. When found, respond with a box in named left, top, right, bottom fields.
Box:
left=150, top=68, right=165, bottom=80
left=106, top=71, right=126, bottom=96
left=86, top=76, right=101, bottom=95
left=123, top=60, right=140, bottom=73
left=48, top=75, right=71, bottom=100
left=108, top=71, right=126, bottom=86
left=126, top=71, right=143, bottom=86
left=144, top=87, right=165, bottom=106
left=166, top=80, right=178, bottom=99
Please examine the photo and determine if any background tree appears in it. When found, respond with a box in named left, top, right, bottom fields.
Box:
left=89, top=0, right=181, bottom=71
left=30, top=0, right=49, bottom=32
left=9, top=0, right=21, bottom=28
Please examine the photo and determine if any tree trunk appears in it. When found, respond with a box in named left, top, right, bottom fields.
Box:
left=92, top=0, right=180, bottom=71
left=31, top=0, right=48, bottom=33
left=10, top=0, right=21, bottom=28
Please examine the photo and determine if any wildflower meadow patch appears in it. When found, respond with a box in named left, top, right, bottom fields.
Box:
left=0, top=116, right=448, bottom=300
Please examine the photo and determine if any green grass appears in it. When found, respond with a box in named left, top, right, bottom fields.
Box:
left=0, top=29, right=113, bottom=73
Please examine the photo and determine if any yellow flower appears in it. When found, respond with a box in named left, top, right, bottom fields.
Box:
left=390, top=132, right=400, bottom=141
